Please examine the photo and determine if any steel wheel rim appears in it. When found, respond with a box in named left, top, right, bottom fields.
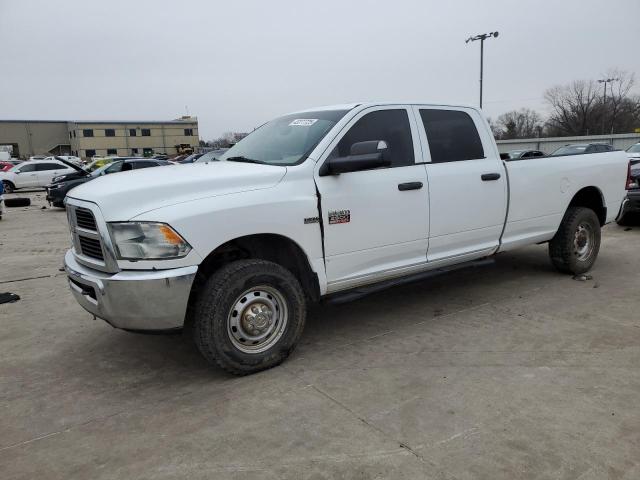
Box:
left=227, top=285, right=288, bottom=354
left=574, top=223, right=595, bottom=261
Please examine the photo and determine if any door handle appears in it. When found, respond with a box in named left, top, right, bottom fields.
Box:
left=398, top=182, right=423, bottom=191
left=481, top=173, right=501, bottom=181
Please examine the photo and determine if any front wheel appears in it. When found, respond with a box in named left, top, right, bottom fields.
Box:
left=549, top=207, right=601, bottom=274
left=2, top=181, right=14, bottom=194
left=193, top=259, right=307, bottom=375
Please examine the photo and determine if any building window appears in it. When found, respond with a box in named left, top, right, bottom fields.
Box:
left=73, top=130, right=76, bottom=138
left=131, top=148, right=138, bottom=155
left=83, top=129, right=94, bottom=137
left=141, top=129, right=151, bottom=136
left=69, top=132, right=72, bottom=139
left=105, top=129, right=115, bottom=137
left=107, top=148, right=117, bottom=155
left=184, top=128, right=193, bottom=136
left=85, top=149, right=96, bottom=157
left=129, top=129, right=137, bottom=136
left=143, top=148, right=153, bottom=157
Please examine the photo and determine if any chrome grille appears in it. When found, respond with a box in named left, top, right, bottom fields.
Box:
left=66, top=201, right=118, bottom=272
left=78, top=236, right=104, bottom=261
left=75, top=207, right=97, bottom=231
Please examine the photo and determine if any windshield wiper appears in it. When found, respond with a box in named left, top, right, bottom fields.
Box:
left=226, top=156, right=267, bottom=165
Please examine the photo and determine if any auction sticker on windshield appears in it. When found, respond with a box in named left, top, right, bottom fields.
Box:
left=289, top=119, right=318, bottom=126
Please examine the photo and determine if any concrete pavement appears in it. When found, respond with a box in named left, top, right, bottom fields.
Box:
left=1, top=192, right=639, bottom=479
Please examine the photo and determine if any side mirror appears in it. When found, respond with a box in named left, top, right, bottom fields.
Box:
left=319, top=140, right=390, bottom=176
left=14, top=170, right=20, bottom=174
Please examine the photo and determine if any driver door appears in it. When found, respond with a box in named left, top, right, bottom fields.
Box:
left=15, top=163, right=39, bottom=187
left=314, top=106, right=429, bottom=292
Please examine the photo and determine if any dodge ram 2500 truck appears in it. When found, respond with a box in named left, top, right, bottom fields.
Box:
left=64, top=102, right=630, bottom=375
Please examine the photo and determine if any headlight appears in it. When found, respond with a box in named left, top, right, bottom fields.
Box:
left=108, top=222, right=192, bottom=260
left=52, top=175, right=65, bottom=183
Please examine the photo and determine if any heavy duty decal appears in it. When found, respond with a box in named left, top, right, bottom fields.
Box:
left=328, top=209, right=350, bottom=225
left=304, top=216, right=320, bottom=224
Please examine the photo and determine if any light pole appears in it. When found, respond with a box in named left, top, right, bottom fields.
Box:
left=597, top=77, right=619, bottom=134
left=465, top=31, right=499, bottom=109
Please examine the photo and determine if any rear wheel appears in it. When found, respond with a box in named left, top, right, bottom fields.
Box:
left=193, top=259, right=306, bottom=375
left=549, top=207, right=601, bottom=274
left=2, top=181, right=14, bottom=194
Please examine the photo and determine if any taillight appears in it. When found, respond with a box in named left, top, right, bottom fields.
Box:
left=626, top=162, right=639, bottom=190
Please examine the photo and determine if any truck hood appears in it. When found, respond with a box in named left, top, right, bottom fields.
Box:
left=67, top=161, right=287, bottom=220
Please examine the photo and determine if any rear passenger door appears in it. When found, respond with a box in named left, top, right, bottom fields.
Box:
left=35, top=162, right=65, bottom=186
left=413, top=107, right=508, bottom=262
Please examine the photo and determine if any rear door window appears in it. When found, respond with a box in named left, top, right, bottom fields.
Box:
left=131, top=161, right=157, bottom=169
left=330, top=109, right=415, bottom=168
left=419, top=109, right=484, bottom=163
left=36, top=163, right=63, bottom=171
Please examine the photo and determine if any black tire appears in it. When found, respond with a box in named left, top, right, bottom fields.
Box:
left=4, top=197, right=31, bottom=208
left=2, top=181, right=15, bottom=194
left=549, top=206, right=601, bottom=274
left=193, top=259, right=306, bottom=375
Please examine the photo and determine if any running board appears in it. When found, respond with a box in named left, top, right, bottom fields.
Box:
left=322, top=258, right=495, bottom=305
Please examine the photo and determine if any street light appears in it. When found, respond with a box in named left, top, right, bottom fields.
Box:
left=597, top=77, right=619, bottom=134
left=465, top=31, right=499, bottom=109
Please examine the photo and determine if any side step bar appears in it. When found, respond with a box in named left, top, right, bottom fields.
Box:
left=323, top=258, right=495, bottom=305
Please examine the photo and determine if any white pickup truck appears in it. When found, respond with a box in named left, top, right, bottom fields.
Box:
left=64, top=102, right=630, bottom=374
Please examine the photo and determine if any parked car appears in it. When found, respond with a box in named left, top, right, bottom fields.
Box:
left=506, top=149, right=545, bottom=159
left=0, top=159, right=77, bottom=193
left=550, top=143, right=614, bottom=156
left=625, top=143, right=640, bottom=164
left=616, top=162, right=640, bottom=225
left=0, top=161, right=15, bottom=172
left=194, top=149, right=228, bottom=162
left=28, top=155, right=48, bottom=161
left=62, top=102, right=629, bottom=375
left=46, top=158, right=172, bottom=208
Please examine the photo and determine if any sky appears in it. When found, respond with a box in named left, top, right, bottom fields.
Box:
left=1, top=0, right=638, bottom=139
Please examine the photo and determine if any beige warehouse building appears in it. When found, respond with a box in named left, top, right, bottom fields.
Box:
left=0, top=117, right=199, bottom=159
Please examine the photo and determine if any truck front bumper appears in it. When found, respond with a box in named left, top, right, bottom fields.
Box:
left=64, top=249, right=197, bottom=331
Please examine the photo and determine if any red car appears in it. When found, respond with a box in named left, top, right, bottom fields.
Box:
left=0, top=161, right=15, bottom=172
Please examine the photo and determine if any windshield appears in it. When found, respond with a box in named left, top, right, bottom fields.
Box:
left=91, top=161, right=122, bottom=177
left=218, top=110, right=349, bottom=166
left=84, top=158, right=113, bottom=172
left=507, top=150, right=524, bottom=158
left=551, top=145, right=587, bottom=156
left=627, top=144, right=640, bottom=153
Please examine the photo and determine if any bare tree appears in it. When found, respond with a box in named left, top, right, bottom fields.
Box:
left=600, top=70, right=640, bottom=134
left=544, top=71, right=640, bottom=136
left=544, top=80, right=600, bottom=136
left=493, top=108, right=543, bottom=139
